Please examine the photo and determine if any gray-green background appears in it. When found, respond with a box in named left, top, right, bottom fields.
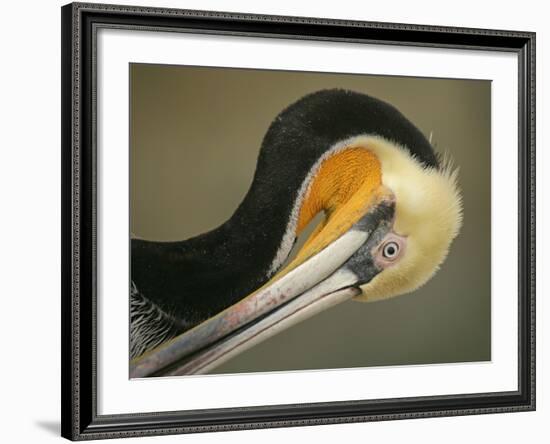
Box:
left=130, top=64, right=491, bottom=375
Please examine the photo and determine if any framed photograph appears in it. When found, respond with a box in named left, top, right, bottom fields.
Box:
left=61, top=2, right=535, bottom=440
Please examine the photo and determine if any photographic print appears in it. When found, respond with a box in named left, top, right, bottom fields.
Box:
left=129, top=65, right=490, bottom=378
left=62, top=4, right=535, bottom=438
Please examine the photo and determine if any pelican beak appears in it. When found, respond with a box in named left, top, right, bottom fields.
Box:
left=130, top=187, right=396, bottom=378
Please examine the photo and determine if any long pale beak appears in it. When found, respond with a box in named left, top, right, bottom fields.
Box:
left=130, top=188, right=396, bottom=378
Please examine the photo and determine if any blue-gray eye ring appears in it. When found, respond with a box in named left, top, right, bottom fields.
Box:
left=382, top=241, right=399, bottom=259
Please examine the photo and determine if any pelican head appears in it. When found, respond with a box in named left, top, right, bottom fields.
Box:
left=345, top=135, right=463, bottom=302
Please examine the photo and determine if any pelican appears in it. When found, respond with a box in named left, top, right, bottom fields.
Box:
left=130, top=89, right=463, bottom=377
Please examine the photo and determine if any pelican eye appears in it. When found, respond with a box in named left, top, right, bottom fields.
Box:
left=382, top=241, right=399, bottom=259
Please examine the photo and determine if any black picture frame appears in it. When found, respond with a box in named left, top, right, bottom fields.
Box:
left=61, top=2, right=536, bottom=440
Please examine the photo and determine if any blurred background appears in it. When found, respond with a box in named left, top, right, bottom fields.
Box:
left=130, top=63, right=491, bottom=374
